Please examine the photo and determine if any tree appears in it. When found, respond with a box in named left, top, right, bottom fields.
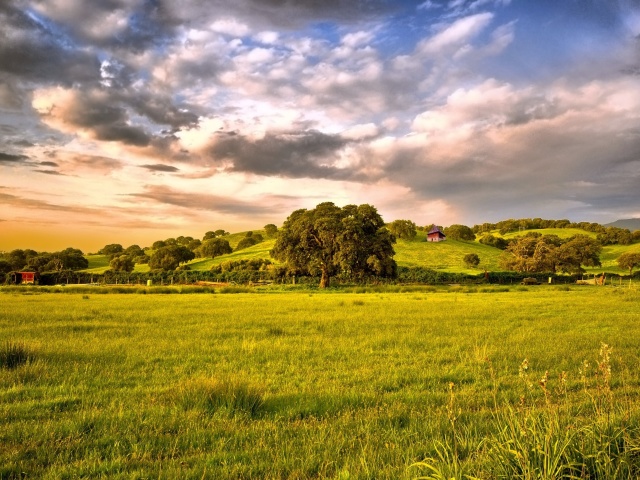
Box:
left=98, top=244, right=124, bottom=257
left=617, top=252, right=640, bottom=276
left=199, top=238, right=232, bottom=258
left=149, top=245, right=195, bottom=271
left=0, top=260, right=12, bottom=276
left=124, top=244, right=144, bottom=258
left=554, top=235, right=601, bottom=274
left=479, top=234, right=508, bottom=250
left=26, top=254, right=53, bottom=272
left=110, top=254, right=135, bottom=272
left=500, top=233, right=601, bottom=274
left=151, top=240, right=166, bottom=250
left=203, top=231, right=218, bottom=240
left=463, top=253, right=480, bottom=268
left=597, top=227, right=633, bottom=245
left=187, top=239, right=202, bottom=251
left=41, top=248, right=89, bottom=272
left=264, top=224, right=278, bottom=237
left=444, top=224, right=476, bottom=241
left=134, top=254, right=150, bottom=265
left=387, top=220, right=417, bottom=240
left=5, top=249, right=28, bottom=270
left=271, top=202, right=397, bottom=288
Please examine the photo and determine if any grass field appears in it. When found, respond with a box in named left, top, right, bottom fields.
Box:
left=2, top=286, right=640, bottom=478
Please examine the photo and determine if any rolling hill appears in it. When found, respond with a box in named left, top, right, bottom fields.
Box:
left=605, top=218, right=640, bottom=231
left=82, top=226, right=640, bottom=276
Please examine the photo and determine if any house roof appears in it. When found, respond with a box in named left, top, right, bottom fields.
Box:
left=427, top=225, right=445, bottom=235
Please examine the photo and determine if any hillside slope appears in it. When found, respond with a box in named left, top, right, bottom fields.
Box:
left=81, top=227, right=640, bottom=276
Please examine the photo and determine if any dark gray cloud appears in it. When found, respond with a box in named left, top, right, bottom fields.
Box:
left=0, top=3, right=100, bottom=86
left=114, top=90, right=199, bottom=131
left=168, top=0, right=406, bottom=30
left=0, top=152, right=29, bottom=163
left=45, top=89, right=153, bottom=146
left=33, top=169, right=64, bottom=175
left=39, top=161, right=58, bottom=167
left=140, top=164, right=180, bottom=172
left=27, top=0, right=179, bottom=51
left=208, top=130, right=356, bottom=179
left=1, top=1, right=198, bottom=151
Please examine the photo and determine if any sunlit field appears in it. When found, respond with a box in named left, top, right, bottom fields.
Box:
left=2, top=286, right=640, bottom=478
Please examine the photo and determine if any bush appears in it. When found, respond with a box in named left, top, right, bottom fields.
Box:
left=235, top=236, right=260, bottom=251
left=0, top=341, right=34, bottom=369
left=463, top=253, right=480, bottom=268
left=179, top=377, right=265, bottom=418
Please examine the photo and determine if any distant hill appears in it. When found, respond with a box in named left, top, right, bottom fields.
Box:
left=80, top=224, right=640, bottom=276
left=605, top=218, right=640, bottom=231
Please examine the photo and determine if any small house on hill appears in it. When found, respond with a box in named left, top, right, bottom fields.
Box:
left=427, top=225, right=446, bottom=242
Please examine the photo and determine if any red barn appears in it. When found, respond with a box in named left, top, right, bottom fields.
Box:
left=427, top=225, right=446, bottom=242
left=11, top=272, right=39, bottom=284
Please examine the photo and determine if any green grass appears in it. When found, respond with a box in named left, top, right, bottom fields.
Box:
left=1, top=287, right=640, bottom=478
left=395, top=236, right=502, bottom=273
left=84, top=254, right=110, bottom=273
left=187, top=238, right=276, bottom=271
left=585, top=242, right=640, bottom=275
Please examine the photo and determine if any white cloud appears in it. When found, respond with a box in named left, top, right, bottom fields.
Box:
left=340, top=123, right=379, bottom=140
left=419, top=12, right=494, bottom=56
left=254, top=31, right=279, bottom=44
left=341, top=30, right=375, bottom=48
left=210, top=18, right=251, bottom=37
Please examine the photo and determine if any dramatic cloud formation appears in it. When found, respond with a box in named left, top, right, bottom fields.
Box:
left=2, top=0, right=640, bottom=250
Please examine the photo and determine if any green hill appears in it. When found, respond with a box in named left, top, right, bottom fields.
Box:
left=84, top=255, right=110, bottom=273
left=501, top=228, right=597, bottom=240
left=81, top=226, right=640, bottom=276
left=187, top=238, right=276, bottom=271
left=394, top=235, right=501, bottom=273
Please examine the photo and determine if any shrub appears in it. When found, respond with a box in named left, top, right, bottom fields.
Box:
left=179, top=377, right=265, bottom=418
left=0, top=341, right=34, bottom=369
left=235, top=236, right=260, bottom=251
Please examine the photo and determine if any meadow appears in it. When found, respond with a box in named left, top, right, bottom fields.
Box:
left=2, top=285, right=640, bottom=478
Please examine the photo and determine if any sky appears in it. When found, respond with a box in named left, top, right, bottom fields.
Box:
left=2, top=0, right=640, bottom=252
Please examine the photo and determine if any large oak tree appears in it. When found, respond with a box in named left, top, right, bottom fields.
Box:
left=271, top=202, right=396, bottom=288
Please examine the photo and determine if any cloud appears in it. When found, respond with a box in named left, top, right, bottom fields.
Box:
left=371, top=76, right=640, bottom=222
left=67, top=154, right=124, bottom=172
left=418, top=12, right=494, bottom=56
left=0, top=152, right=29, bottom=163
left=0, top=4, right=100, bottom=86
left=129, top=184, right=296, bottom=216
left=207, top=130, right=356, bottom=179
left=33, top=169, right=64, bottom=175
left=140, top=164, right=180, bottom=173
left=2, top=0, right=640, bottom=247
left=32, top=87, right=152, bottom=146
left=0, top=189, right=94, bottom=214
